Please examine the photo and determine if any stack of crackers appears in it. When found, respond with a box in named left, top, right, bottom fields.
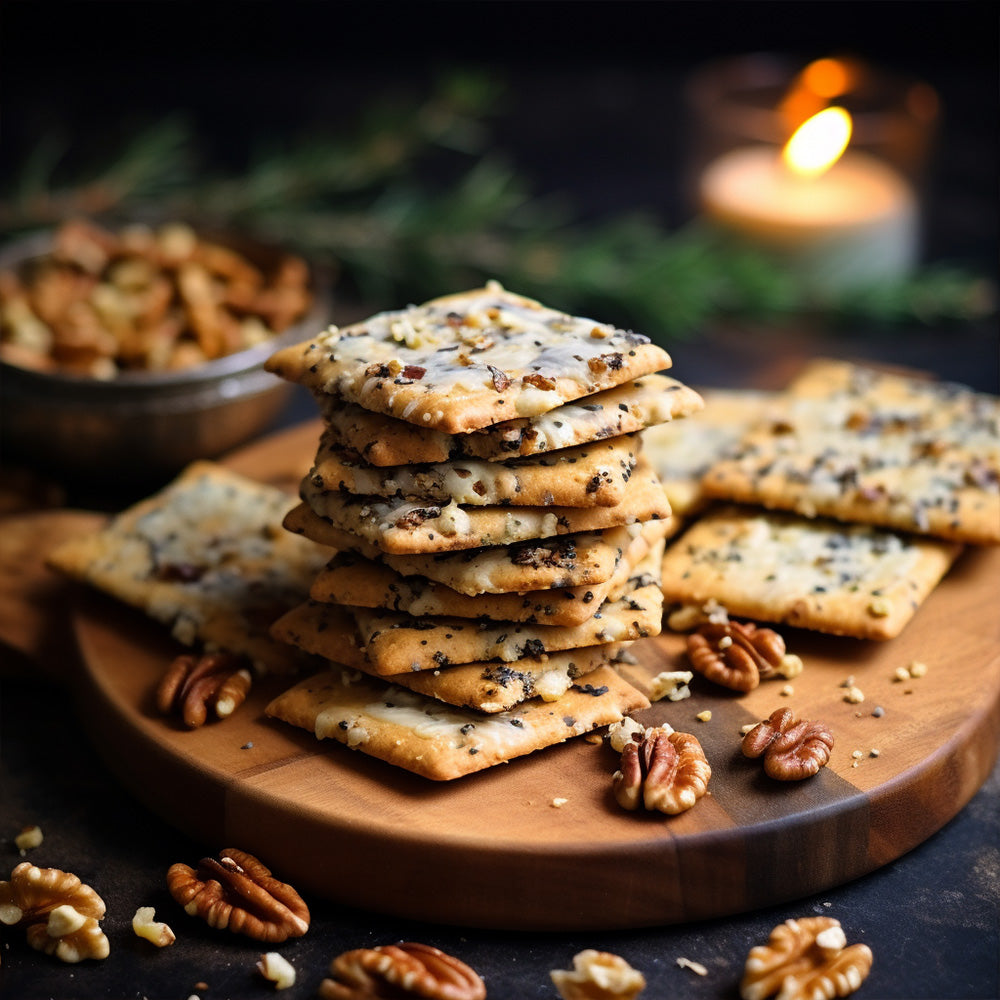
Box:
left=644, top=359, right=999, bottom=642
left=262, top=284, right=704, bottom=779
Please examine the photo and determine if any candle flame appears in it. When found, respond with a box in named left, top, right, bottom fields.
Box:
left=782, top=107, right=853, bottom=177
left=779, top=57, right=861, bottom=134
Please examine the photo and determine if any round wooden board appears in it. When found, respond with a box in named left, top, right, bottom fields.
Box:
left=70, top=421, right=1000, bottom=931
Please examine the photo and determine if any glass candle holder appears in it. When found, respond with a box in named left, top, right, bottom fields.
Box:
left=683, top=53, right=940, bottom=294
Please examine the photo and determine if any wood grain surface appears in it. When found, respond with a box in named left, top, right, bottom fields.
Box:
left=62, top=422, right=1000, bottom=930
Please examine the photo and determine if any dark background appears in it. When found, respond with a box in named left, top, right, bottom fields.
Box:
left=2, top=1, right=996, bottom=266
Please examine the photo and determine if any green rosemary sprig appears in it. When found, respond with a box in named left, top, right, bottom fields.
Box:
left=1, top=75, right=992, bottom=339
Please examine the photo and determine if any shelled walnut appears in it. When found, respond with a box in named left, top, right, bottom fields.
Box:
left=0, top=862, right=109, bottom=963
left=612, top=726, right=711, bottom=815
left=740, top=916, right=873, bottom=1000
left=156, top=650, right=253, bottom=728
left=166, top=848, right=309, bottom=943
left=742, top=708, right=834, bottom=781
left=550, top=949, right=646, bottom=1000
left=687, top=620, right=791, bottom=691
left=319, top=942, right=486, bottom=1000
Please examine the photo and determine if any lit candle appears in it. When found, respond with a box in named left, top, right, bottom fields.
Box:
left=699, top=104, right=918, bottom=293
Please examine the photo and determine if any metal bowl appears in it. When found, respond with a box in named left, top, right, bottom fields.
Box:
left=0, top=229, right=329, bottom=481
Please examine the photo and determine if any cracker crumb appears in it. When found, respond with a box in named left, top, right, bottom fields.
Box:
left=584, top=732, right=604, bottom=745
left=240, top=742, right=254, bottom=750
left=551, top=797, right=569, bottom=808
left=894, top=666, right=910, bottom=682
left=851, top=750, right=864, bottom=759
left=844, top=686, right=865, bottom=704
left=872, top=706, right=885, bottom=718
left=676, top=956, right=708, bottom=976
left=777, top=653, right=804, bottom=679
left=908, top=660, right=928, bottom=677
left=870, top=748, right=880, bottom=757
left=649, top=670, right=693, bottom=703
left=840, top=675, right=856, bottom=688
left=15, top=824, right=43, bottom=853
left=695, top=710, right=712, bottom=722
left=780, top=684, right=794, bottom=696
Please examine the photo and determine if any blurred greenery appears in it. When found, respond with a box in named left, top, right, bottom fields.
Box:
left=1, top=73, right=993, bottom=339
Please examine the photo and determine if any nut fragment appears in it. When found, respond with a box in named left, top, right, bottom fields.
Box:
left=319, top=942, right=486, bottom=1000
left=167, top=848, right=309, bottom=943
left=613, top=726, right=711, bottom=814
left=740, top=916, right=873, bottom=1000
left=132, top=905, right=176, bottom=947
left=257, top=951, right=297, bottom=989
left=14, top=824, right=43, bottom=853
left=551, top=949, right=646, bottom=1000
left=0, top=862, right=109, bottom=962
left=687, top=621, right=788, bottom=692
left=742, top=709, right=834, bottom=781
left=156, top=651, right=253, bottom=728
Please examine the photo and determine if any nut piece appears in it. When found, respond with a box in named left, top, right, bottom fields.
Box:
left=156, top=651, right=253, bottom=728
left=742, top=709, right=835, bottom=781
left=14, top=824, right=43, bottom=853
left=0, top=862, right=109, bottom=963
left=687, top=621, right=787, bottom=692
left=257, top=951, right=297, bottom=989
left=550, top=949, right=646, bottom=1000
left=740, top=916, right=873, bottom=1000
left=167, top=848, right=309, bottom=943
left=132, top=905, right=176, bottom=947
left=613, top=727, right=711, bottom=815
left=318, top=942, right=486, bottom=1000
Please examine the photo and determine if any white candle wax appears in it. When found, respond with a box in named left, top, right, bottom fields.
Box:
left=699, top=145, right=918, bottom=292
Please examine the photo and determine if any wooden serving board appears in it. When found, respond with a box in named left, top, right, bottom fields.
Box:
left=68, top=421, right=1000, bottom=931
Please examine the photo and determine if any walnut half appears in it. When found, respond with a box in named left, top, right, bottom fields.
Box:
left=0, top=862, right=109, bottom=963
left=550, top=949, right=647, bottom=1000
left=740, top=916, right=873, bottom=1000
left=742, top=708, right=834, bottom=781
left=319, top=942, right=486, bottom=1000
left=613, top=726, right=711, bottom=815
left=167, top=848, right=309, bottom=943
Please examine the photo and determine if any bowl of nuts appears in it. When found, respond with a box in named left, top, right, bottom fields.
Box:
left=0, top=218, right=328, bottom=480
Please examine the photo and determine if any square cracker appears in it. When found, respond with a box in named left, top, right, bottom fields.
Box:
left=700, top=359, right=1000, bottom=545
left=320, top=373, right=703, bottom=466
left=46, top=462, right=331, bottom=673
left=642, top=388, right=779, bottom=517
left=264, top=663, right=649, bottom=780
left=269, top=599, right=632, bottom=711
left=288, top=456, right=672, bottom=554
left=309, top=521, right=670, bottom=625
left=273, top=548, right=663, bottom=674
left=660, top=503, right=961, bottom=640
left=265, top=284, right=673, bottom=434
left=308, top=432, right=641, bottom=508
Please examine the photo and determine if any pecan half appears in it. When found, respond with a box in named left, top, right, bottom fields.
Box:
left=551, top=948, right=647, bottom=1000
left=156, top=651, right=252, bottom=728
left=522, top=372, right=556, bottom=391
left=319, top=942, right=486, bottom=1000
left=740, top=916, right=873, bottom=1000
left=167, top=848, right=309, bottom=943
left=687, top=621, right=786, bottom=692
left=742, top=708, right=834, bottom=781
left=613, top=726, right=711, bottom=815
left=0, top=862, right=109, bottom=963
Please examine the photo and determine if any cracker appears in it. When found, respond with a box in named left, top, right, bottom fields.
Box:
left=264, top=663, right=649, bottom=780
left=319, top=374, right=703, bottom=465
left=309, top=521, right=669, bottom=625
left=660, top=504, right=961, bottom=640
left=308, top=432, right=641, bottom=508
left=700, top=359, right=1000, bottom=545
left=46, top=462, right=331, bottom=672
left=288, top=456, right=672, bottom=554
left=265, top=284, right=673, bottom=434
left=642, top=388, right=779, bottom=516
left=273, top=551, right=663, bottom=675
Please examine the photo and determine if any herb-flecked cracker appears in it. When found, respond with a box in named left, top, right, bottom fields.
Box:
left=264, top=663, right=650, bottom=780
left=265, top=284, right=673, bottom=434
left=700, top=359, right=1000, bottom=545
left=46, top=462, right=331, bottom=672
left=319, top=374, right=703, bottom=466
left=288, top=456, right=672, bottom=554
left=308, top=432, right=641, bottom=508
left=660, top=504, right=961, bottom=639
left=309, top=521, right=669, bottom=625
